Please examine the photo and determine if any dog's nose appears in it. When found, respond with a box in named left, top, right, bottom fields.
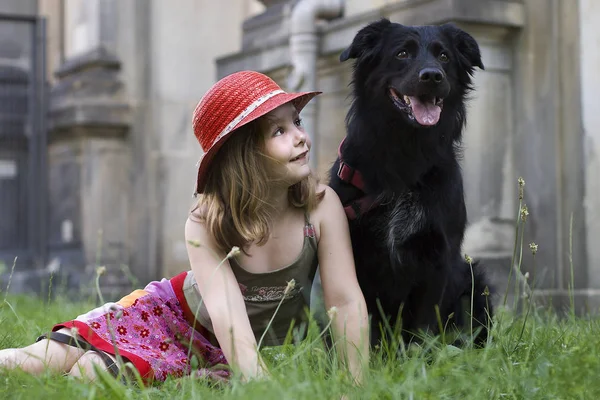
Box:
left=419, top=68, right=445, bottom=84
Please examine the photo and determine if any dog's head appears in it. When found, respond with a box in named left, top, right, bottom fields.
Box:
left=341, top=19, right=484, bottom=128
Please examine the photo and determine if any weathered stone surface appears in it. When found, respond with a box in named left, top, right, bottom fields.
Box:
left=0, top=0, right=37, bottom=17
left=242, top=1, right=292, bottom=50
left=580, top=0, right=600, bottom=296
left=141, top=0, right=260, bottom=281
left=49, top=46, right=131, bottom=132
left=14, top=0, right=596, bottom=314
left=509, top=0, right=590, bottom=312
left=216, top=0, right=600, bottom=313
left=46, top=45, right=132, bottom=298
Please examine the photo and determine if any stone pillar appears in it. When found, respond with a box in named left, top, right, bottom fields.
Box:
left=580, top=0, right=600, bottom=309
left=47, top=46, right=131, bottom=298
left=459, top=23, right=521, bottom=308
left=510, top=0, right=590, bottom=313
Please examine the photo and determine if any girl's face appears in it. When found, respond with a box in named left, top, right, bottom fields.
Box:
left=260, top=102, right=312, bottom=186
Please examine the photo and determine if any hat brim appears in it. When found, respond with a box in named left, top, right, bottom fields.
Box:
left=194, top=90, right=321, bottom=195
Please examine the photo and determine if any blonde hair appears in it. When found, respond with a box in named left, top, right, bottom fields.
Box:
left=191, top=119, right=324, bottom=254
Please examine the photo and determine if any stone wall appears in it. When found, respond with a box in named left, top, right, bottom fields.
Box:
left=42, top=0, right=266, bottom=297
left=510, top=0, right=590, bottom=311
left=2, top=0, right=599, bottom=310
left=47, top=47, right=132, bottom=297
left=0, top=0, right=37, bottom=16
left=216, top=0, right=600, bottom=312
left=580, top=0, right=600, bottom=298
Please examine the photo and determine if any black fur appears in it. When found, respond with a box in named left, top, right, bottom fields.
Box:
left=329, top=19, right=493, bottom=346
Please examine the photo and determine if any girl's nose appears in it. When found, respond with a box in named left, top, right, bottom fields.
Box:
left=295, top=128, right=307, bottom=146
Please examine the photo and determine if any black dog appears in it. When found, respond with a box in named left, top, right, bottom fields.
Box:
left=329, top=19, right=493, bottom=347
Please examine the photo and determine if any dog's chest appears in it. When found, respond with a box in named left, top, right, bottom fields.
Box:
left=384, top=190, right=427, bottom=249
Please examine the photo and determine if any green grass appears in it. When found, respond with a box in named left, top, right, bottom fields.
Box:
left=2, top=177, right=599, bottom=399
left=1, top=292, right=599, bottom=400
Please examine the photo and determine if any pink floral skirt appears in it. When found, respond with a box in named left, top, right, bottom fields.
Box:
left=52, top=271, right=228, bottom=383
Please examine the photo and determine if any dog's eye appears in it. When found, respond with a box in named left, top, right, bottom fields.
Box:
left=439, top=52, right=449, bottom=62
left=397, top=50, right=409, bottom=59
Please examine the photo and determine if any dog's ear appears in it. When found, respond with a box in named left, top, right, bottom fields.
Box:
left=441, top=24, right=485, bottom=72
left=340, top=18, right=392, bottom=62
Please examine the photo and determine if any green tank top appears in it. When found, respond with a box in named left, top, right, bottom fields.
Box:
left=182, top=214, right=319, bottom=347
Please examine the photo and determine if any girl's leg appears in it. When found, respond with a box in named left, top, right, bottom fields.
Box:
left=0, top=328, right=85, bottom=374
left=68, top=350, right=119, bottom=381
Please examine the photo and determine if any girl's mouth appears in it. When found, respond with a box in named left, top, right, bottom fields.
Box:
left=290, top=151, right=308, bottom=162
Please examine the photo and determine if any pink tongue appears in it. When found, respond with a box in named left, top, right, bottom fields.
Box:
left=408, top=96, right=441, bottom=126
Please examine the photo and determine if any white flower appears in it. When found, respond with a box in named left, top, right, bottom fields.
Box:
left=226, top=246, right=241, bottom=259
left=327, top=306, right=338, bottom=320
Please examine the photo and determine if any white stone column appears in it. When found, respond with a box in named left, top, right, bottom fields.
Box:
left=580, top=0, right=600, bottom=290
left=48, top=0, right=133, bottom=298
left=64, top=0, right=100, bottom=57
left=147, top=0, right=266, bottom=278
left=460, top=24, right=518, bottom=302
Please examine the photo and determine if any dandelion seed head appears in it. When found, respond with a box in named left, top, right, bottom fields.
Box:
left=226, top=246, right=241, bottom=259
left=327, top=306, right=338, bottom=320
left=520, top=205, right=529, bottom=222
left=187, top=239, right=202, bottom=248
left=529, top=242, right=538, bottom=255
left=284, top=279, right=296, bottom=296
left=518, top=177, right=525, bottom=199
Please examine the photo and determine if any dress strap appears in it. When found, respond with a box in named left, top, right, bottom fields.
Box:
left=303, top=211, right=316, bottom=238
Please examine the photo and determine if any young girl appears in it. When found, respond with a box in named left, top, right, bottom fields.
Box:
left=0, top=70, right=369, bottom=385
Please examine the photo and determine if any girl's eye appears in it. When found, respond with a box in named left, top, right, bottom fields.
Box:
left=273, top=127, right=284, bottom=137
left=397, top=50, right=409, bottom=59
left=439, top=52, right=449, bottom=62
left=295, top=118, right=303, bottom=127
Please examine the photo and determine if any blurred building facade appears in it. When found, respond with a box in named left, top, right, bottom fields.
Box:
left=0, top=0, right=599, bottom=312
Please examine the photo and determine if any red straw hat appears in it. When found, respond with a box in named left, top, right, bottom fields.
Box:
left=192, top=70, right=321, bottom=195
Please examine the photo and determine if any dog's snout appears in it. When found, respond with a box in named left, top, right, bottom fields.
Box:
left=419, top=68, right=445, bottom=84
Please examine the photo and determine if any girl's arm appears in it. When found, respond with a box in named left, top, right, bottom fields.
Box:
left=185, top=217, right=267, bottom=380
left=316, top=185, right=370, bottom=386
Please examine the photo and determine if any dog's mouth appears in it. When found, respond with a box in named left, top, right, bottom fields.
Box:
left=388, top=88, right=444, bottom=126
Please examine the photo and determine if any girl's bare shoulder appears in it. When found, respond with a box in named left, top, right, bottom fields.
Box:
left=314, top=183, right=343, bottom=210
left=185, top=205, right=218, bottom=251
left=310, top=184, right=346, bottom=230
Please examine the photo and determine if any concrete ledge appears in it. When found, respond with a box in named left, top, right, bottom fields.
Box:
left=532, top=289, right=600, bottom=315
left=324, top=0, right=524, bottom=54
left=54, top=46, right=121, bottom=79
left=0, top=267, right=78, bottom=301
left=0, top=263, right=137, bottom=301
left=49, top=104, right=132, bottom=134
left=48, top=46, right=132, bottom=135
left=217, top=0, right=525, bottom=77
